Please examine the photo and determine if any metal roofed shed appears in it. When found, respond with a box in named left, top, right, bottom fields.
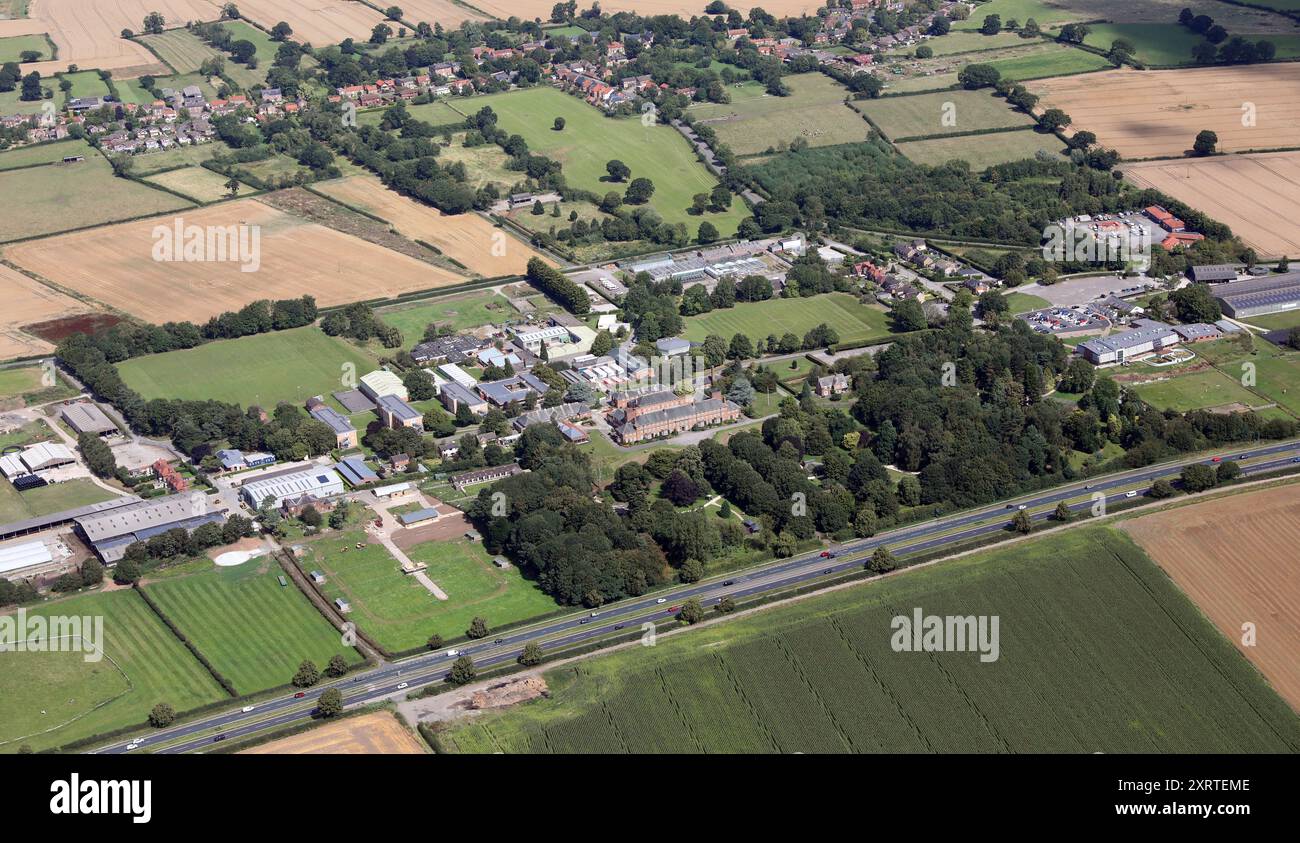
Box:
left=60, top=403, right=118, bottom=435
left=335, top=457, right=379, bottom=487
left=398, top=507, right=439, bottom=526
left=240, top=466, right=345, bottom=509
left=0, top=539, right=54, bottom=577
left=75, top=494, right=227, bottom=563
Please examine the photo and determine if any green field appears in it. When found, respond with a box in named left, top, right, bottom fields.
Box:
left=0, top=139, right=88, bottom=170
left=682, top=292, right=895, bottom=345
left=1003, top=291, right=1052, bottom=313
left=0, top=364, right=43, bottom=397
left=1250, top=309, right=1300, bottom=332
left=1081, top=23, right=1203, bottom=67
left=59, top=70, right=111, bottom=100
left=377, top=291, right=513, bottom=347
left=362, top=99, right=467, bottom=128
left=986, top=43, right=1111, bottom=80
left=113, top=78, right=160, bottom=106
left=0, top=86, right=53, bottom=115
left=853, top=89, right=1034, bottom=141
left=142, top=165, right=248, bottom=202
left=0, top=590, right=227, bottom=752
left=688, top=74, right=870, bottom=157
left=892, top=30, right=1029, bottom=57
left=305, top=531, right=559, bottom=652
left=0, top=150, right=193, bottom=242
left=0, top=478, right=122, bottom=524
left=0, top=32, right=51, bottom=62
left=896, top=128, right=1065, bottom=169
left=143, top=558, right=363, bottom=694
left=138, top=28, right=224, bottom=74
left=443, top=87, right=749, bottom=234
left=954, top=0, right=1088, bottom=31
left=436, top=526, right=1300, bottom=753
left=119, top=326, right=379, bottom=408
left=128, top=141, right=222, bottom=175
left=1130, top=368, right=1269, bottom=412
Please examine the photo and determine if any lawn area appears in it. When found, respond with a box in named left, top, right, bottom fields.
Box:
left=1129, top=368, right=1269, bottom=412
left=0, top=590, right=226, bottom=752
left=0, top=478, right=122, bottom=524
left=896, top=128, right=1065, bottom=169
left=682, top=292, right=895, bottom=345
left=0, top=32, right=51, bottom=62
left=143, top=558, right=363, bottom=695
left=376, top=291, right=513, bottom=347
left=361, top=99, right=467, bottom=128
left=883, top=71, right=961, bottom=94
left=118, top=326, right=379, bottom=407
left=1250, top=309, right=1300, bottom=332
left=852, top=89, right=1034, bottom=141
left=113, top=78, right=160, bottom=107
left=0, top=150, right=193, bottom=242
left=305, top=530, right=559, bottom=652
left=1003, top=291, right=1052, bottom=313
left=688, top=73, right=871, bottom=157
left=0, top=138, right=89, bottom=170
left=58, top=71, right=110, bottom=100
left=444, top=87, right=749, bottom=235
left=0, top=87, right=52, bottom=116
left=436, top=526, right=1300, bottom=753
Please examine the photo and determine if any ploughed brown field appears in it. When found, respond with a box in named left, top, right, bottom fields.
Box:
left=314, top=175, right=549, bottom=277
left=1121, top=484, right=1300, bottom=713
left=9, top=0, right=223, bottom=77
left=5, top=198, right=469, bottom=324
left=240, top=711, right=426, bottom=754
left=0, top=263, right=104, bottom=361
left=234, top=0, right=386, bottom=45
left=1123, top=152, right=1300, bottom=258
left=1030, top=65, right=1300, bottom=159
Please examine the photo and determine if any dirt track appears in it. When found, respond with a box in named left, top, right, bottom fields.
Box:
left=1122, top=484, right=1300, bottom=713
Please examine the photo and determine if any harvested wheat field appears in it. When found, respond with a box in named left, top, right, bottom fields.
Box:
left=235, top=0, right=385, bottom=46
left=1122, top=484, right=1300, bottom=712
left=6, top=199, right=469, bottom=323
left=1123, top=152, right=1300, bottom=258
left=241, top=711, right=426, bottom=754
left=391, top=0, right=485, bottom=28
left=19, top=0, right=223, bottom=77
left=469, top=0, right=821, bottom=18
left=1031, top=65, right=1300, bottom=159
left=315, top=175, right=547, bottom=277
left=0, top=263, right=100, bottom=360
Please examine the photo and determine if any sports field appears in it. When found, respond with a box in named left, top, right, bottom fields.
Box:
left=896, top=128, right=1065, bottom=169
left=852, top=89, right=1035, bottom=141
left=0, top=477, right=120, bottom=524
left=682, top=292, right=894, bottom=345
left=308, top=532, right=558, bottom=653
left=1123, top=484, right=1300, bottom=712
left=0, top=152, right=193, bottom=242
left=447, top=87, right=749, bottom=234
left=6, top=199, right=470, bottom=323
left=144, top=558, right=363, bottom=695
left=0, top=364, right=42, bottom=398
left=436, top=527, right=1300, bottom=753
left=0, top=589, right=227, bottom=753
left=688, top=74, right=870, bottom=156
left=314, top=175, right=547, bottom=277
left=1030, top=64, right=1300, bottom=158
left=376, top=291, right=513, bottom=347
left=1128, top=368, right=1268, bottom=413
left=1122, top=153, right=1300, bottom=259
left=118, top=326, right=378, bottom=407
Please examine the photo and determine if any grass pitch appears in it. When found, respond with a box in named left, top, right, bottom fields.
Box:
left=682, top=292, right=895, bottom=345
left=118, top=326, right=379, bottom=408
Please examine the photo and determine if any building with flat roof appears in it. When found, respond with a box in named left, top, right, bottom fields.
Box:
left=439, top=381, right=490, bottom=416
left=438, top=362, right=478, bottom=390
left=1078, top=319, right=1180, bottom=365
left=478, top=373, right=550, bottom=407
left=309, top=406, right=358, bottom=449
left=240, top=466, right=344, bottom=509
left=511, top=324, right=571, bottom=354
left=1212, top=272, right=1300, bottom=319
left=376, top=394, right=423, bottom=430
left=60, top=402, right=118, bottom=436
left=75, top=494, right=227, bottom=563
left=359, top=369, right=408, bottom=402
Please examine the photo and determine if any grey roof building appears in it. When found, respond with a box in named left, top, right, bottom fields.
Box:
left=75, top=494, right=226, bottom=563
left=477, top=372, right=550, bottom=406
left=1078, top=319, right=1180, bottom=365
left=240, top=466, right=344, bottom=509
left=60, top=402, right=118, bottom=435
left=1188, top=264, right=1240, bottom=283
left=1212, top=272, right=1300, bottom=319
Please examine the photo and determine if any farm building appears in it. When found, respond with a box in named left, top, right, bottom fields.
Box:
left=359, top=370, right=408, bottom=402
left=60, top=402, right=119, bottom=436
left=1188, top=264, right=1241, bottom=284
left=1078, top=319, right=1180, bottom=365
left=1212, top=272, right=1300, bottom=318
left=75, top=494, right=228, bottom=564
left=376, top=394, right=423, bottom=430
left=0, top=442, right=76, bottom=479
left=0, top=539, right=54, bottom=579
left=335, top=457, right=379, bottom=487
left=240, top=466, right=345, bottom=509
left=216, top=449, right=275, bottom=471
left=309, top=406, right=358, bottom=449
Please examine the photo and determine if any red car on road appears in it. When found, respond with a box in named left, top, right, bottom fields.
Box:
left=293, top=692, right=306, bottom=698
